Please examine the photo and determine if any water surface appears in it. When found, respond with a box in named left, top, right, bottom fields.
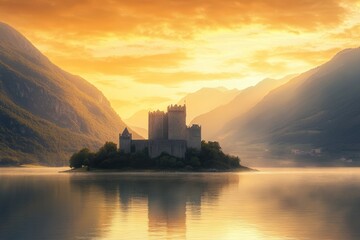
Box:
left=1, top=168, right=360, bottom=240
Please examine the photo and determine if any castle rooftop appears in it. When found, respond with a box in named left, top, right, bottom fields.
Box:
left=121, top=127, right=132, bottom=137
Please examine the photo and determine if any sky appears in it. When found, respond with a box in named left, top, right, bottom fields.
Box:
left=1, top=0, right=360, bottom=118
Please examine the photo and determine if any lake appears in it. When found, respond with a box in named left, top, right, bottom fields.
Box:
left=1, top=168, right=360, bottom=240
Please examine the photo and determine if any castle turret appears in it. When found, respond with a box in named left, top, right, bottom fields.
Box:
left=119, top=127, right=132, bottom=153
left=187, top=124, right=201, bottom=150
left=167, top=104, right=186, bottom=140
left=149, top=110, right=167, bottom=140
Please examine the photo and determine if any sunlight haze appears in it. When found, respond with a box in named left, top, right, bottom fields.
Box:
left=1, top=0, right=359, bottom=117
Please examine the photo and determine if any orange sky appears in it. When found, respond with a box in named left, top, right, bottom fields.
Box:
left=1, top=0, right=359, bottom=117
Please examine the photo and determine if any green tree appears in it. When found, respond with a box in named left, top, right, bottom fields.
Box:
left=130, top=148, right=151, bottom=169
left=156, top=153, right=177, bottom=168
left=90, top=142, right=117, bottom=167
left=69, top=148, right=91, bottom=168
left=200, top=141, right=223, bottom=167
left=99, top=142, right=117, bottom=155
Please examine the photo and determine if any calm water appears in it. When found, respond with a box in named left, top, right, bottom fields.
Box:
left=1, top=168, right=360, bottom=240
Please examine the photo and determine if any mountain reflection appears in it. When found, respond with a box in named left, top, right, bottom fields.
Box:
left=0, top=175, right=114, bottom=240
left=230, top=172, right=360, bottom=240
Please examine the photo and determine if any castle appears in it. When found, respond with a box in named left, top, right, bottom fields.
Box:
left=119, top=104, right=201, bottom=158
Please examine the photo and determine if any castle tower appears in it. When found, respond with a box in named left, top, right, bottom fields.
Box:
left=187, top=124, right=201, bottom=150
left=167, top=104, right=187, bottom=140
left=119, top=127, right=132, bottom=153
left=149, top=110, right=167, bottom=140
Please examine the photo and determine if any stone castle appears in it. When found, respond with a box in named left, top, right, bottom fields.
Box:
left=119, top=104, right=201, bottom=158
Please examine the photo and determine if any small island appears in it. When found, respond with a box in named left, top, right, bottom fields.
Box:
left=68, top=104, right=252, bottom=172
left=69, top=140, right=251, bottom=172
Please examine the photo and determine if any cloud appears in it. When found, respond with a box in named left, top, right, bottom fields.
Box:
left=273, top=47, right=342, bottom=65
left=109, top=98, right=137, bottom=113
left=331, top=24, right=360, bottom=40
left=0, top=0, right=352, bottom=41
left=95, top=80, right=120, bottom=87
left=247, top=60, right=289, bottom=74
left=45, top=47, right=243, bottom=85
left=1, top=0, right=355, bottom=85
left=2, top=0, right=358, bottom=119
left=137, top=96, right=172, bottom=104
left=50, top=51, right=189, bottom=75
left=30, top=37, right=91, bottom=57
left=110, top=96, right=173, bottom=116
left=133, top=71, right=245, bottom=85
left=227, top=47, right=343, bottom=74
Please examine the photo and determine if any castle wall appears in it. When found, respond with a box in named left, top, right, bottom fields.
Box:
left=149, top=111, right=166, bottom=140
left=163, top=114, right=168, bottom=139
left=167, top=105, right=186, bottom=140
left=132, top=140, right=148, bottom=153
left=120, top=103, right=201, bottom=159
left=149, top=140, right=187, bottom=158
left=187, top=125, right=201, bottom=150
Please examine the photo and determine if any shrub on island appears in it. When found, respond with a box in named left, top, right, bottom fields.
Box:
left=69, top=140, right=242, bottom=171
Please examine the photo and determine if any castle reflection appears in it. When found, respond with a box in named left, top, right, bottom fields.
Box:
left=2, top=169, right=360, bottom=240
left=114, top=173, right=239, bottom=238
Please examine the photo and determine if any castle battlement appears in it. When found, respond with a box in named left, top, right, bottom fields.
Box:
left=149, top=110, right=165, bottom=115
left=188, top=124, right=201, bottom=129
left=167, top=104, right=186, bottom=112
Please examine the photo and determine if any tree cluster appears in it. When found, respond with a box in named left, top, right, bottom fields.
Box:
left=0, top=157, right=20, bottom=166
left=69, top=141, right=241, bottom=171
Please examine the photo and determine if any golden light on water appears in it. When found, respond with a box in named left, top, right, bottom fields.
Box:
left=2, top=168, right=360, bottom=239
left=83, top=171, right=293, bottom=240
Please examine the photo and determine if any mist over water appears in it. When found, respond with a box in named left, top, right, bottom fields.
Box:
left=1, top=168, right=360, bottom=240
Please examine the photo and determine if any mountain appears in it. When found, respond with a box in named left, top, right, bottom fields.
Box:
left=127, top=125, right=147, bottom=139
left=124, top=109, right=149, bottom=133
left=0, top=22, right=139, bottom=166
left=177, top=87, right=239, bottom=123
left=222, top=48, right=360, bottom=166
left=192, top=76, right=294, bottom=140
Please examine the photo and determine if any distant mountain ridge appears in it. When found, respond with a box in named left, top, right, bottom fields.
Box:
left=0, top=22, right=139, bottom=165
left=222, top=48, right=360, bottom=166
left=192, top=75, right=295, bottom=140
left=125, top=109, right=149, bottom=134
left=125, top=87, right=239, bottom=131
left=177, top=87, right=239, bottom=123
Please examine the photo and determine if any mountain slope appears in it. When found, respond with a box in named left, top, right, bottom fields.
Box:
left=223, top=48, right=360, bottom=165
left=177, top=87, right=239, bottom=123
left=124, top=109, right=149, bottom=132
left=0, top=22, right=139, bottom=165
left=192, top=76, right=294, bottom=140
